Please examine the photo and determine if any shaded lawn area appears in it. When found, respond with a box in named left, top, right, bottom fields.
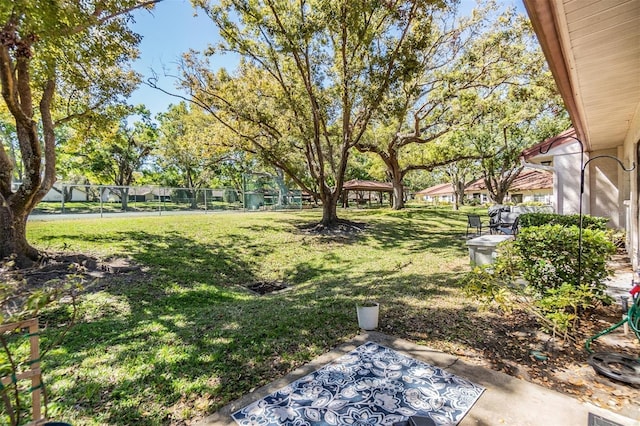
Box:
left=26, top=207, right=480, bottom=425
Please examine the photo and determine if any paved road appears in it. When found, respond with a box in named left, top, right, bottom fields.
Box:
left=27, top=209, right=244, bottom=221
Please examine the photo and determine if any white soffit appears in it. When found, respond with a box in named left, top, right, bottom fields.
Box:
left=558, top=0, right=640, bottom=151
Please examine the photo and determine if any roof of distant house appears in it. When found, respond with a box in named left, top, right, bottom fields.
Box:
left=521, top=128, right=579, bottom=161
left=466, top=170, right=553, bottom=192
left=415, top=183, right=454, bottom=196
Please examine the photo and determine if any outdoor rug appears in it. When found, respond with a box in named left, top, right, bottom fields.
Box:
left=231, top=341, right=485, bottom=426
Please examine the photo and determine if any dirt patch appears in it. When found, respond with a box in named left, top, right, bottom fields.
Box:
left=246, top=281, right=289, bottom=295
left=0, top=252, right=144, bottom=316
left=298, top=219, right=366, bottom=235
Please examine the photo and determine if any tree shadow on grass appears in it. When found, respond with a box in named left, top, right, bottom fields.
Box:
left=270, top=207, right=471, bottom=253
left=38, top=229, right=261, bottom=287
left=41, top=249, right=474, bottom=424
left=30, top=211, right=483, bottom=424
left=46, top=285, right=359, bottom=423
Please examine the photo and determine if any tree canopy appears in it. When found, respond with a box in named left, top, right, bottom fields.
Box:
left=156, top=102, right=232, bottom=205
left=453, top=9, right=569, bottom=203
left=177, top=0, right=458, bottom=227
left=0, top=0, right=160, bottom=264
left=356, top=4, right=569, bottom=209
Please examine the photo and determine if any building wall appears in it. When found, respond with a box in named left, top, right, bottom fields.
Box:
left=41, top=184, right=87, bottom=202
left=509, top=189, right=553, bottom=205
left=589, top=148, right=622, bottom=228
left=552, top=143, right=583, bottom=215
left=623, top=108, right=640, bottom=269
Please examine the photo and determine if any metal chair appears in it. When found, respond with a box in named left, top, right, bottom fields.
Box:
left=488, top=205, right=509, bottom=234
left=466, top=214, right=484, bottom=237
left=497, top=215, right=519, bottom=235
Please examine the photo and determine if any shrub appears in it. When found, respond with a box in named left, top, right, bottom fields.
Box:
left=463, top=223, right=615, bottom=337
left=606, top=228, right=626, bottom=249
left=518, top=212, right=608, bottom=230
left=515, top=224, right=614, bottom=299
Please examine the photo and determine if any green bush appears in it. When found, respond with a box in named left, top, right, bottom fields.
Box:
left=606, top=228, right=626, bottom=249
left=463, top=223, right=615, bottom=336
left=519, top=212, right=608, bottom=230
left=515, top=224, right=614, bottom=298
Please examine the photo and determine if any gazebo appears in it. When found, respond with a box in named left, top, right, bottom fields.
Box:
left=341, top=179, right=393, bottom=208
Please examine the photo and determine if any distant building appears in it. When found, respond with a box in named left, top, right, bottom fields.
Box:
left=414, top=183, right=454, bottom=204
left=465, top=170, right=554, bottom=205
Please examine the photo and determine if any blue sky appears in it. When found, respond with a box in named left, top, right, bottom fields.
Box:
left=129, top=0, right=237, bottom=117
left=129, top=0, right=526, bottom=118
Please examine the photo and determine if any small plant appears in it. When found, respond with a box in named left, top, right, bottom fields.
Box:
left=359, top=277, right=385, bottom=307
left=536, top=283, right=596, bottom=338
left=606, top=228, right=626, bottom=250
left=0, top=261, right=85, bottom=426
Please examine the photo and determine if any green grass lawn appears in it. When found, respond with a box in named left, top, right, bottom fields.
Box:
left=25, top=206, right=482, bottom=425
left=33, top=200, right=243, bottom=215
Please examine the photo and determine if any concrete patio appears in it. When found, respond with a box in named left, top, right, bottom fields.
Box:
left=198, top=331, right=638, bottom=426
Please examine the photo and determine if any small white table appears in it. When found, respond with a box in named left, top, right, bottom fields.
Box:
left=466, top=234, right=514, bottom=266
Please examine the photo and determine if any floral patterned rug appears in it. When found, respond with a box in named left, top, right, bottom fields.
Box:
left=231, top=341, right=484, bottom=425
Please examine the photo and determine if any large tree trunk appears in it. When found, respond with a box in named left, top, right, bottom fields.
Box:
left=492, top=191, right=506, bottom=204
left=121, top=188, right=129, bottom=211
left=391, top=179, right=405, bottom=210
left=0, top=119, right=51, bottom=265
left=0, top=37, right=57, bottom=265
left=189, top=188, right=198, bottom=209
left=452, top=180, right=465, bottom=211
left=0, top=201, right=40, bottom=266
left=388, top=155, right=405, bottom=210
left=319, top=192, right=339, bottom=226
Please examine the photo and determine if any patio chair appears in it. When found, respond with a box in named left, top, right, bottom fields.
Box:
left=497, top=215, right=519, bottom=235
left=488, top=205, right=509, bottom=234
left=466, top=214, right=484, bottom=237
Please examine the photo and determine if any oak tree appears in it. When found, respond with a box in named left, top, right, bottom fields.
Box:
left=0, top=0, right=160, bottom=264
left=181, top=0, right=454, bottom=228
left=455, top=9, right=570, bottom=203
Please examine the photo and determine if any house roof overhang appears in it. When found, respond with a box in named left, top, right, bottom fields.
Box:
left=523, top=0, right=640, bottom=152
left=520, top=127, right=579, bottom=161
left=465, top=170, right=553, bottom=192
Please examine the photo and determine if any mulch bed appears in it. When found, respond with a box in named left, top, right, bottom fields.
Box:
left=297, top=219, right=367, bottom=235
left=386, top=303, right=639, bottom=420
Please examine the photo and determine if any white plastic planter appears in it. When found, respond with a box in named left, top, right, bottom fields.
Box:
left=356, top=303, right=379, bottom=330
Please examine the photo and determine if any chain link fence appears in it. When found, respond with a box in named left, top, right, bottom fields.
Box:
left=28, top=182, right=305, bottom=216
